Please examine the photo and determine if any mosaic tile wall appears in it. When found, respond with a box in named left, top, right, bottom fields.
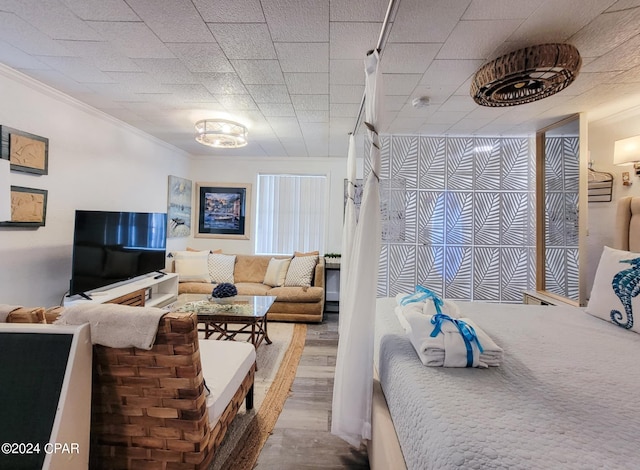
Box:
left=365, top=135, right=536, bottom=303
left=544, top=136, right=579, bottom=300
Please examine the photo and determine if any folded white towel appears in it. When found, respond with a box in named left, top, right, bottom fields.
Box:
left=402, top=310, right=503, bottom=368
left=55, top=303, right=166, bottom=350
left=395, top=292, right=461, bottom=318
left=0, top=304, right=22, bottom=322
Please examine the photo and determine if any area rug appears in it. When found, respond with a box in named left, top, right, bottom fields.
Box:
left=208, top=322, right=307, bottom=470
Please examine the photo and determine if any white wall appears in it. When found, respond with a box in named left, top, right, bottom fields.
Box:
left=0, top=67, right=190, bottom=307
left=186, top=156, right=348, bottom=255
left=586, top=105, right=640, bottom=296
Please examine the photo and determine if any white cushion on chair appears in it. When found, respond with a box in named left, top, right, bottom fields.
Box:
left=199, top=340, right=256, bottom=426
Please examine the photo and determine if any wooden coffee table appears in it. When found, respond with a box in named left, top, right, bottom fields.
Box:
left=173, top=294, right=276, bottom=349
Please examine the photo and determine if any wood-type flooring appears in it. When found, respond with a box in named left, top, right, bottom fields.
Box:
left=255, top=312, right=370, bottom=469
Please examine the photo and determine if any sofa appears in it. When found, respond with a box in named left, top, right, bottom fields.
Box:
left=1, top=304, right=256, bottom=470
left=170, top=251, right=325, bottom=323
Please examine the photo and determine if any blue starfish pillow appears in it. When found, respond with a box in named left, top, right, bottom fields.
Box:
left=586, top=246, right=640, bottom=334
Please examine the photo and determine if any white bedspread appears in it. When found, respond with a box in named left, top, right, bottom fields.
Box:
left=375, top=297, right=640, bottom=470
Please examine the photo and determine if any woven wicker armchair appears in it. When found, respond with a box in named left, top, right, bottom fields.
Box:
left=90, top=311, right=256, bottom=470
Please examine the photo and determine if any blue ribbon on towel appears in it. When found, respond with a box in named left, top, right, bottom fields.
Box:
left=430, top=312, right=484, bottom=367
left=400, top=285, right=443, bottom=309
left=401, top=285, right=484, bottom=367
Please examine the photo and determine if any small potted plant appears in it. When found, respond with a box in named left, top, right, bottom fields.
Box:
left=324, top=253, right=341, bottom=264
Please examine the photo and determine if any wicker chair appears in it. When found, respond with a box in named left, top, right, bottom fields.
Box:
left=90, top=311, right=256, bottom=470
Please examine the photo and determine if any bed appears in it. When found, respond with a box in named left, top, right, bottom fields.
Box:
left=369, top=196, right=640, bottom=469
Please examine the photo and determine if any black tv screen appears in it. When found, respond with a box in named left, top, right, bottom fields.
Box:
left=70, top=210, right=167, bottom=296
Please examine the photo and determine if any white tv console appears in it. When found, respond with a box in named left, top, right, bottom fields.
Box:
left=64, top=272, right=179, bottom=308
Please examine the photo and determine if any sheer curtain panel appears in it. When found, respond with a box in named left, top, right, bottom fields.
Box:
left=255, top=174, right=326, bottom=255
left=332, top=50, right=383, bottom=448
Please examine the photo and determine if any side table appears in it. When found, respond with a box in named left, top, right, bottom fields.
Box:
left=325, top=259, right=340, bottom=313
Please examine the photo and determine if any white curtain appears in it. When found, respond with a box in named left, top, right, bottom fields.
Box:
left=255, top=174, right=326, bottom=255
left=339, top=134, right=357, bottom=335
left=331, top=50, right=383, bottom=448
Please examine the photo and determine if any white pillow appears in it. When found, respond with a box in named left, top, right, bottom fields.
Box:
left=263, top=258, right=291, bottom=287
left=208, top=253, right=236, bottom=284
left=284, top=255, right=318, bottom=287
left=586, top=246, right=640, bottom=334
left=173, top=251, right=210, bottom=282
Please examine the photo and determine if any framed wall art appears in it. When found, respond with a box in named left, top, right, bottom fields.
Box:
left=195, top=182, right=251, bottom=239
left=167, top=175, right=192, bottom=238
left=0, top=126, right=49, bottom=175
left=0, top=186, right=48, bottom=227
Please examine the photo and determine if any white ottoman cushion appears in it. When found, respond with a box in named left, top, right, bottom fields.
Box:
left=199, top=339, right=256, bottom=426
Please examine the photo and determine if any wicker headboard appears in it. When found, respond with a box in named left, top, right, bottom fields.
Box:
left=614, top=196, right=640, bottom=252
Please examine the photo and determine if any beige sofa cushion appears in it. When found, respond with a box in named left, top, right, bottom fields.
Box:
left=263, top=258, right=291, bottom=287
left=268, top=286, right=324, bottom=302
left=235, top=283, right=273, bottom=296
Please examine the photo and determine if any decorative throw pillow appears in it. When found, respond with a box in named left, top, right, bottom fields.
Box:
left=586, top=246, right=640, bottom=334
left=294, top=250, right=320, bottom=257
left=208, top=253, right=236, bottom=284
left=174, top=251, right=210, bottom=282
left=284, top=255, right=318, bottom=287
left=263, top=258, right=292, bottom=287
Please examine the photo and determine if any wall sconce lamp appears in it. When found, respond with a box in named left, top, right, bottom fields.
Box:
left=0, top=159, right=10, bottom=222
left=613, top=135, right=640, bottom=177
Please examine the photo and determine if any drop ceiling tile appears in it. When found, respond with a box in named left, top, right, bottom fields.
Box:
left=0, top=40, right=49, bottom=70
left=297, top=110, right=329, bottom=122
left=281, top=139, right=309, bottom=156
left=330, top=84, right=364, bottom=103
left=161, top=84, right=216, bottom=102
left=388, top=117, right=428, bottom=133
left=165, top=43, right=233, bottom=73
left=436, top=95, right=477, bottom=113
left=384, top=74, right=422, bottom=95
left=34, top=56, right=114, bottom=83
left=383, top=43, right=441, bottom=74
left=192, top=0, right=265, bottom=22
left=104, top=71, right=163, bottom=92
left=330, top=59, right=364, bottom=84
left=275, top=43, right=329, bottom=73
left=425, top=110, right=471, bottom=125
left=572, top=8, right=640, bottom=59
left=9, top=0, right=102, bottom=41
left=134, top=93, right=185, bottom=107
left=87, top=83, right=142, bottom=101
left=437, top=19, right=522, bottom=60
left=421, top=59, right=484, bottom=86
left=231, top=60, right=285, bottom=85
left=125, top=0, right=214, bottom=43
left=330, top=22, right=381, bottom=59
left=62, top=0, right=139, bottom=21
left=284, top=73, right=329, bottom=94
left=609, top=64, right=640, bottom=83
left=398, top=100, right=437, bottom=118
left=329, top=134, right=350, bottom=157
left=508, top=0, right=613, bottom=47
left=388, top=0, right=469, bottom=43
left=133, top=58, right=198, bottom=84
left=447, top=117, right=495, bottom=133
left=268, top=116, right=302, bottom=135
left=606, top=0, right=640, bottom=11
left=417, top=123, right=452, bottom=135
left=330, top=0, right=389, bottom=22
left=24, top=69, right=91, bottom=95
left=0, top=12, right=71, bottom=56
left=55, top=40, right=142, bottom=72
left=216, top=94, right=258, bottom=110
left=262, top=0, right=329, bottom=42
left=462, top=0, right=544, bottom=19
left=291, top=94, right=329, bottom=111
left=198, top=73, right=248, bottom=94
left=329, top=117, right=354, bottom=134
left=209, top=23, right=276, bottom=60
left=88, top=22, right=175, bottom=59
left=246, top=84, right=290, bottom=103
left=384, top=94, right=408, bottom=112
left=258, top=102, right=296, bottom=117
left=330, top=103, right=360, bottom=118
left=258, top=138, right=287, bottom=157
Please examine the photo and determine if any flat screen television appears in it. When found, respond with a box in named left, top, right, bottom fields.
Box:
left=69, top=210, right=167, bottom=297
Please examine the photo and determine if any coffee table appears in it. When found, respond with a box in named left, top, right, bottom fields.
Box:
left=173, top=294, right=276, bottom=349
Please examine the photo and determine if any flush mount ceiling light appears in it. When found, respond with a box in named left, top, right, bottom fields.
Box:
left=470, top=43, right=582, bottom=107
left=195, top=119, right=248, bottom=148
